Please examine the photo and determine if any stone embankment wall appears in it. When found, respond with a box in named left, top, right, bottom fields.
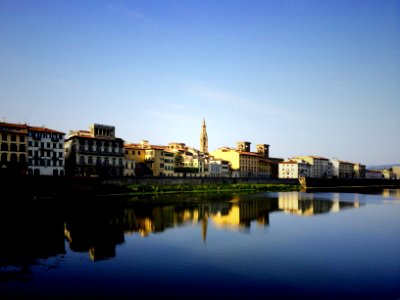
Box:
left=101, top=177, right=299, bottom=186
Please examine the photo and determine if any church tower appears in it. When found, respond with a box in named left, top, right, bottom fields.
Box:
left=200, top=118, right=208, bottom=153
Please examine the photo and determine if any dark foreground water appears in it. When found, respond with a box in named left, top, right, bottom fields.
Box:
left=0, top=189, right=399, bottom=299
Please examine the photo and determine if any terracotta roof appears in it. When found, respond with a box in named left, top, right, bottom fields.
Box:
left=124, top=143, right=141, bottom=149
left=335, top=160, right=355, bottom=165
left=28, top=126, right=65, bottom=135
left=238, top=151, right=260, bottom=156
left=150, top=145, right=167, bottom=150
left=0, top=122, right=64, bottom=134
left=0, top=122, right=28, bottom=130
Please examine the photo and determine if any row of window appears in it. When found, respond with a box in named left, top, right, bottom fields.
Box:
left=28, top=159, right=63, bottom=167
left=0, top=153, right=26, bottom=163
left=78, top=139, right=121, bottom=148
left=78, top=146, right=122, bottom=153
left=1, top=143, right=26, bottom=152
left=28, top=132, right=63, bottom=140
left=78, top=156, right=124, bottom=166
left=1, top=134, right=25, bottom=142
left=28, top=150, right=63, bottom=158
left=28, top=141, right=63, bottom=149
left=125, top=150, right=142, bottom=155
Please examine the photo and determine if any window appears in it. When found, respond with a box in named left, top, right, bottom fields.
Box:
left=59, top=160, right=62, bottom=166
left=88, top=157, right=93, bottom=164
left=138, top=151, right=140, bottom=155
left=19, top=145, right=26, bottom=152
left=1, top=153, right=7, bottom=162
left=132, top=150, right=135, bottom=155
left=2, top=134, right=7, bottom=141
left=119, top=158, right=123, bottom=166
left=59, top=152, right=62, bottom=158
left=10, top=153, right=17, bottom=162
left=11, top=135, right=16, bottom=142
left=10, top=144, right=17, bottom=151
left=28, top=150, right=32, bottom=156
left=34, top=141, right=38, bottom=147
left=20, top=136, right=25, bottom=142
left=1, top=143, right=7, bottom=151
left=28, top=141, right=32, bottom=146
left=47, top=143, right=50, bottom=148
left=20, top=154, right=26, bottom=163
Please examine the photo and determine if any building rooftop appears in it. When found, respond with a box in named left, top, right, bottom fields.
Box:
left=28, top=126, right=65, bottom=135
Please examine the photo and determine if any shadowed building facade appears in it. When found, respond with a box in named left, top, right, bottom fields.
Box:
left=64, top=124, right=124, bottom=177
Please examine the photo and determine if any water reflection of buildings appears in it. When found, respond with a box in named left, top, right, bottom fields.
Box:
left=382, top=188, right=400, bottom=199
left=278, top=192, right=361, bottom=216
left=0, top=193, right=366, bottom=266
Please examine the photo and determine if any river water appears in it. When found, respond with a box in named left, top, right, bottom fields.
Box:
left=1, top=189, right=399, bottom=299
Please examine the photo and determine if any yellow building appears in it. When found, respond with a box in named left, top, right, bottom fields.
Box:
left=124, top=143, right=145, bottom=176
left=210, top=141, right=272, bottom=178
left=0, top=122, right=28, bottom=175
left=145, top=145, right=166, bottom=176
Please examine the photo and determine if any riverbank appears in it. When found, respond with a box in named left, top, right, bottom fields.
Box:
left=125, top=183, right=301, bottom=195
left=2, top=175, right=300, bottom=198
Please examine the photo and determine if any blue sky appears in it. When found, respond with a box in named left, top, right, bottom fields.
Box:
left=1, top=0, right=399, bottom=165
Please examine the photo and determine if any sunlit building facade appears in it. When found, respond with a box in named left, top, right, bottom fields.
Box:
left=279, top=160, right=310, bottom=178
left=292, top=156, right=333, bottom=178
left=210, top=141, right=272, bottom=178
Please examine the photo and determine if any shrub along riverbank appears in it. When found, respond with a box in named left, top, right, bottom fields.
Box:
left=125, top=183, right=301, bottom=195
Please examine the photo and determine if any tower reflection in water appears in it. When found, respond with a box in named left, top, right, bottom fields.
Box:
left=1, top=191, right=365, bottom=265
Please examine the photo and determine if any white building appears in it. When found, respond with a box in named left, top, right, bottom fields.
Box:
left=331, top=158, right=355, bottom=178
left=365, top=170, right=383, bottom=179
left=27, top=126, right=65, bottom=176
left=279, top=160, right=310, bottom=179
left=292, top=156, right=332, bottom=178
left=209, top=159, right=231, bottom=177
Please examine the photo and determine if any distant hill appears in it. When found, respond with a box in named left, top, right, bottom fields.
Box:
left=367, top=164, right=400, bottom=170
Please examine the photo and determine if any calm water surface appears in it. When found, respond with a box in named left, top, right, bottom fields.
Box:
left=1, top=189, right=399, bottom=299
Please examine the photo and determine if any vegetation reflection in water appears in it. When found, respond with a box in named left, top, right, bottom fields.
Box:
left=0, top=189, right=399, bottom=299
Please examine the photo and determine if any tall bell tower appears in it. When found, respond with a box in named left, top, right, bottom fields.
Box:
left=200, top=118, right=208, bottom=153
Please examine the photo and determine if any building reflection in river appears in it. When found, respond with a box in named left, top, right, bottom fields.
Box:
left=0, top=192, right=365, bottom=265
left=278, top=192, right=360, bottom=216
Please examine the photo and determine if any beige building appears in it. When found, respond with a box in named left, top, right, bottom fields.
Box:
left=279, top=160, right=310, bottom=179
left=292, top=156, right=332, bottom=178
left=163, top=150, right=175, bottom=176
